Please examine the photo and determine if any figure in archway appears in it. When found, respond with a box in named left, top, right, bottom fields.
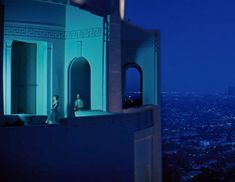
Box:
left=74, top=93, right=84, bottom=116
left=68, top=57, right=91, bottom=117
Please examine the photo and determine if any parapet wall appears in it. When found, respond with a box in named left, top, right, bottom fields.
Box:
left=0, top=106, right=161, bottom=182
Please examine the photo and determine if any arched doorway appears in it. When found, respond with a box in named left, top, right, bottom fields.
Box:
left=68, top=57, right=91, bottom=116
left=123, top=64, right=143, bottom=108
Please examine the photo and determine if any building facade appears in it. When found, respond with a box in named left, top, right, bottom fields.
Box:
left=0, top=0, right=162, bottom=181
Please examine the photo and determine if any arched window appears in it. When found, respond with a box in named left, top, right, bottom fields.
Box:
left=68, top=57, right=91, bottom=116
left=123, top=64, right=142, bottom=108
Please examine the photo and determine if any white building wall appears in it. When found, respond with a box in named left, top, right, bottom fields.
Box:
left=3, top=0, right=66, bottom=117
left=2, top=1, right=107, bottom=118
left=3, top=0, right=66, bottom=27
left=135, top=37, right=157, bottom=105
left=64, top=5, right=105, bottom=116
left=121, top=23, right=160, bottom=106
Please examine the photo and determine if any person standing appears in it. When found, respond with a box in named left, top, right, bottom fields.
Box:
left=45, top=95, right=59, bottom=124
left=74, top=93, right=84, bottom=116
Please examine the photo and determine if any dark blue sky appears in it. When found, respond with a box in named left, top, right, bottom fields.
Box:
left=125, top=67, right=141, bottom=93
left=126, top=0, right=235, bottom=93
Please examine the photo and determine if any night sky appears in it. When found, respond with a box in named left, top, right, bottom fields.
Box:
left=126, top=0, right=235, bottom=94
left=125, top=67, right=141, bottom=93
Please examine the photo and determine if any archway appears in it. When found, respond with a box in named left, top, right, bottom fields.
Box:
left=68, top=57, right=91, bottom=116
left=123, top=64, right=143, bottom=108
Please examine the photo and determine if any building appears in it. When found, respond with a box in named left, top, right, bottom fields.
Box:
left=0, top=0, right=162, bottom=181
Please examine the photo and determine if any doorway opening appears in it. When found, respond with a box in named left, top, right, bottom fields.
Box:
left=123, top=64, right=143, bottom=108
left=68, top=57, right=91, bottom=116
left=11, top=41, right=37, bottom=114
left=4, top=40, right=48, bottom=115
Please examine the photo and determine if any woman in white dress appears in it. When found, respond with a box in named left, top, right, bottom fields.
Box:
left=45, top=95, right=59, bottom=124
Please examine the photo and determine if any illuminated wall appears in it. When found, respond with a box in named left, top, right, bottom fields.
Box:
left=121, top=24, right=162, bottom=182
left=3, top=0, right=66, bottom=116
left=121, top=23, right=160, bottom=105
left=2, top=0, right=106, bottom=117
left=1, top=1, right=162, bottom=181
left=2, top=0, right=160, bottom=116
left=64, top=5, right=106, bottom=116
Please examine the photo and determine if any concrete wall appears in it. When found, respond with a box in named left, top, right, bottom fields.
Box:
left=3, top=1, right=107, bottom=117
left=107, top=13, right=123, bottom=112
left=3, top=0, right=66, bottom=27
left=121, top=23, right=160, bottom=106
left=0, top=105, right=161, bottom=182
left=135, top=127, right=153, bottom=182
left=3, top=0, right=66, bottom=117
left=0, top=117, right=134, bottom=182
left=64, top=5, right=105, bottom=115
left=4, top=0, right=106, bottom=116
left=121, top=23, right=162, bottom=181
left=0, top=3, right=162, bottom=181
left=124, top=105, right=162, bottom=182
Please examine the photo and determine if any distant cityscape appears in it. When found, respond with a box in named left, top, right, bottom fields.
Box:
left=161, top=92, right=235, bottom=181
left=123, top=92, right=142, bottom=108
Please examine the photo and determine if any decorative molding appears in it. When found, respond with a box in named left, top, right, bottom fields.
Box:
left=65, top=27, right=102, bottom=39
left=103, top=18, right=110, bottom=42
left=4, top=23, right=102, bottom=40
left=4, top=25, right=65, bottom=39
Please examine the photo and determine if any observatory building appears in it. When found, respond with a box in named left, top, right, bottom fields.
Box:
left=0, top=0, right=162, bottom=181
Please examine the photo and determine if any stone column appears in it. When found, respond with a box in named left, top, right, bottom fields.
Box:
left=106, top=12, right=122, bottom=113
left=47, top=43, right=53, bottom=113
left=4, top=41, right=12, bottom=115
